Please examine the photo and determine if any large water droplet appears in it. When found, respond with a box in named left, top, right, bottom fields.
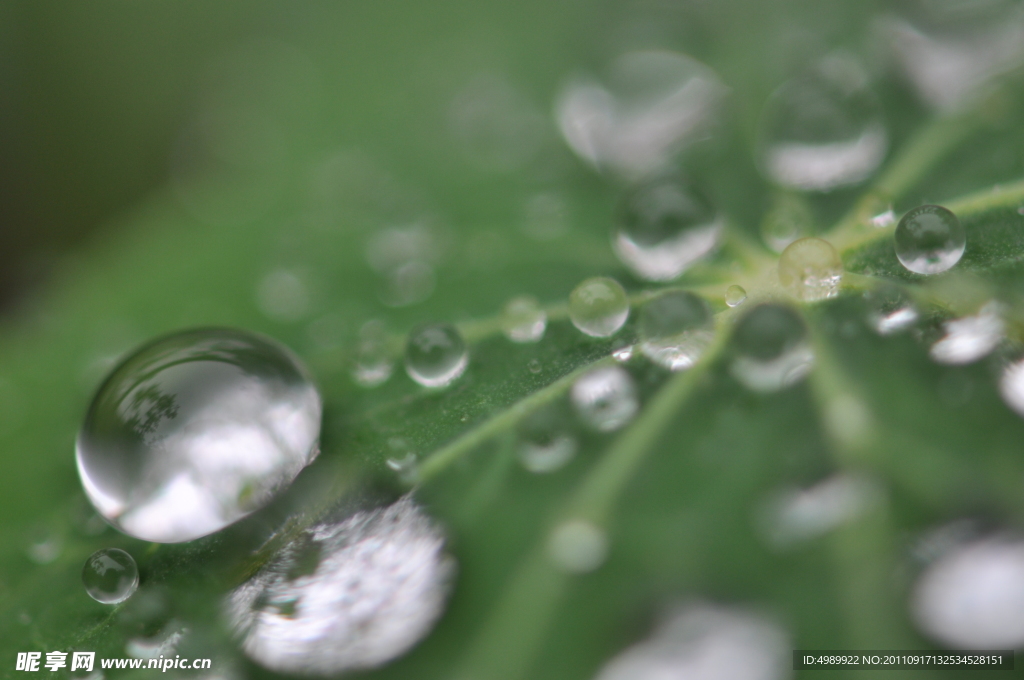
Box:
left=569, top=277, right=630, bottom=338
left=778, top=237, right=843, bottom=302
left=547, top=519, right=608, bottom=573
left=76, top=328, right=322, bottom=543
left=83, top=548, right=139, bottom=604
left=911, top=536, right=1024, bottom=649
left=929, top=302, right=1004, bottom=365
left=517, top=406, right=577, bottom=474
left=894, top=205, right=965, bottom=275
left=571, top=365, right=639, bottom=431
left=730, top=304, right=813, bottom=392
left=405, top=323, right=468, bottom=388
left=865, top=285, right=919, bottom=335
left=638, top=290, right=714, bottom=370
left=613, top=179, right=722, bottom=281
left=593, top=604, right=790, bottom=680
left=226, top=497, right=455, bottom=675
left=501, top=296, right=547, bottom=343
left=725, top=285, right=747, bottom=308
left=758, top=54, right=887, bottom=191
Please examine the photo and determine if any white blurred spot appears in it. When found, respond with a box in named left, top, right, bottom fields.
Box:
left=548, top=519, right=608, bottom=573
left=257, top=269, right=311, bottom=323
left=929, top=302, right=1005, bottom=365
left=758, top=474, right=882, bottom=549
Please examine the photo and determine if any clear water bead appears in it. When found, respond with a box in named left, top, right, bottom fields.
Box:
left=730, top=304, right=814, bottom=392
left=638, top=290, right=714, bottom=370
left=83, top=548, right=139, bottom=604
left=76, top=328, right=322, bottom=543
left=865, top=285, right=919, bottom=335
left=405, top=323, right=468, bottom=388
left=352, top=319, right=393, bottom=388
left=725, top=285, right=747, bottom=308
left=571, top=365, right=639, bottom=431
left=569, top=277, right=630, bottom=338
left=778, top=237, right=843, bottom=302
left=517, top=406, right=577, bottom=474
left=894, top=205, right=966, bottom=275
left=501, top=296, right=547, bottom=343
left=613, top=179, right=722, bottom=281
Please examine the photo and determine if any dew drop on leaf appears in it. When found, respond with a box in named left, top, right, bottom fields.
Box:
left=929, top=302, right=1004, bottom=365
left=612, top=343, right=635, bottom=362
left=83, top=548, right=139, bottom=605
left=638, top=289, right=714, bottom=371
left=405, top=323, right=468, bottom=387
left=527, top=358, right=542, bottom=374
left=725, top=285, right=747, bottom=308
left=760, top=192, right=812, bottom=253
left=894, top=205, right=966, bottom=275
left=569, top=277, right=630, bottom=338
left=729, top=304, right=814, bottom=392
left=778, top=237, right=842, bottom=302
left=501, top=295, right=547, bottom=343
left=756, top=473, right=881, bottom=549
left=547, top=519, right=608, bottom=573
left=516, top=406, right=577, bottom=474
left=385, top=453, right=420, bottom=485
left=571, top=365, right=639, bottom=432
left=865, top=285, right=919, bottom=335
left=352, top=319, right=394, bottom=388
left=998, top=357, right=1024, bottom=417
left=76, top=328, right=323, bottom=543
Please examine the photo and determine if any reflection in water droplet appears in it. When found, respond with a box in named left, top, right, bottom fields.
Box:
left=517, top=406, right=577, bottom=474
left=760, top=193, right=813, bottom=253
left=725, top=285, right=747, bottom=308
left=730, top=305, right=813, bottom=392
left=555, top=50, right=727, bottom=179
left=894, top=205, right=965, bottom=275
left=353, top=320, right=394, bottom=388
left=929, top=302, right=1004, bottom=365
left=569, top=277, right=630, bottom=338
left=638, top=290, right=714, bottom=370
left=778, top=238, right=842, bottom=302
left=385, top=453, right=420, bottom=485
left=759, top=54, right=887, bottom=191
left=256, top=269, right=311, bottom=323
left=548, top=519, right=608, bottom=573
left=227, top=498, right=454, bottom=675
left=76, top=329, right=322, bottom=543
left=571, top=366, right=639, bottom=432
left=83, top=548, right=139, bottom=605
left=865, top=286, right=919, bottom=335
left=613, top=179, right=722, bottom=281
left=501, top=296, right=547, bottom=343
left=405, top=324, right=468, bottom=388
left=757, top=474, right=881, bottom=549
left=592, top=603, right=790, bottom=680
left=912, top=537, right=1024, bottom=648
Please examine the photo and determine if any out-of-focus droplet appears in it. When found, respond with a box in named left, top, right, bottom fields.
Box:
left=758, top=54, right=887, bottom=191
left=126, top=626, right=186, bottom=659
left=405, top=323, right=468, bottom=388
left=527, top=358, right=542, bottom=374
left=366, top=223, right=444, bottom=308
left=226, top=498, right=455, bottom=675
left=929, top=302, right=1004, bottom=365
left=449, top=74, right=545, bottom=173
left=26, top=527, right=63, bottom=565
left=83, top=548, right=139, bottom=605
left=911, top=537, right=1024, bottom=649
left=353, top=320, right=394, bottom=388
left=555, top=50, right=727, bottom=179
left=592, top=603, right=790, bottom=680
left=76, top=329, right=322, bottom=543
left=760, top=193, right=813, bottom=253
left=385, top=453, right=419, bottom=485
left=730, top=304, right=813, bottom=392
left=501, top=296, right=547, bottom=343
left=778, top=237, right=843, bottom=302
left=613, top=179, right=722, bottom=281
left=871, top=207, right=897, bottom=228
left=725, top=285, right=747, bottom=308
left=256, top=269, right=311, bottom=323
left=569, top=277, right=630, bottom=338
left=998, top=357, right=1024, bottom=417
left=894, top=205, right=965, bottom=275
left=612, top=343, right=635, bottom=362
left=548, top=519, right=608, bottom=573
left=865, top=286, right=919, bottom=335
left=638, top=290, right=714, bottom=370
left=517, top=407, right=577, bottom=474
left=522, top=192, right=570, bottom=241
left=757, top=474, right=881, bottom=549
left=571, top=365, right=639, bottom=432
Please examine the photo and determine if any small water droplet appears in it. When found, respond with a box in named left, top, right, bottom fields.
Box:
left=405, top=323, right=468, bottom=388
left=895, top=205, right=966, bottom=275
left=352, top=320, right=393, bottom=388
left=760, top=193, right=813, bottom=252
left=759, top=54, right=887, bottom=191
left=385, top=453, right=420, bottom=484
left=778, top=237, right=843, bottom=302
left=547, top=519, right=608, bottom=573
left=571, top=365, right=639, bottom=431
left=871, top=207, right=896, bottom=228
left=929, top=302, right=1004, bottom=364
left=516, top=406, right=577, bottom=474
left=366, top=223, right=444, bottom=308
left=83, top=548, right=139, bottom=604
left=865, top=285, right=919, bottom=335
left=256, top=269, right=311, bottom=323
left=730, top=304, right=814, bottom=392
left=126, top=626, right=186, bottom=659
left=501, top=296, right=547, bottom=343
left=527, top=358, right=542, bottom=374
left=611, top=343, right=635, bottom=362
left=998, top=357, right=1024, bottom=417
left=757, top=474, right=881, bottom=549
left=569, top=277, right=630, bottom=338
left=725, top=285, right=747, bottom=307
left=26, top=528, right=63, bottom=564
left=77, top=328, right=322, bottom=543
left=638, top=290, right=714, bottom=370
left=613, top=179, right=722, bottom=281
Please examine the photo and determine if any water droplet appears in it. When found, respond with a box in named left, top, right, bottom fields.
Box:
left=366, top=223, right=444, bottom=308
left=613, top=179, right=722, bottom=281
left=760, top=193, right=813, bottom=252
left=569, top=277, right=630, bottom=338
left=730, top=304, right=814, bottom=392
left=757, top=474, right=881, bottom=549
left=256, top=269, right=311, bottom=323
left=894, top=205, right=966, bottom=275
left=929, top=302, right=1004, bottom=365
left=593, top=604, right=790, bottom=680
left=516, top=407, right=577, bottom=474
left=725, top=285, right=747, bottom=308
left=758, top=54, right=887, bottom=191
left=126, top=626, right=186, bottom=659
left=547, top=519, right=608, bottom=573
left=527, top=358, right=542, bottom=374
left=912, top=536, right=1024, bottom=648
left=385, top=453, right=420, bottom=485
left=522, top=192, right=570, bottom=241
left=778, top=237, right=842, bottom=302
left=352, top=320, right=394, bottom=388
left=998, top=357, right=1024, bottom=417
left=571, top=365, right=639, bottom=432
left=26, top=528, right=63, bottom=564
left=865, top=286, right=919, bottom=335
left=612, top=343, right=635, bottom=362
left=83, top=548, right=139, bottom=604
left=76, top=328, right=322, bottom=543
left=226, top=497, right=455, bottom=675
left=638, top=290, right=714, bottom=370
left=871, top=207, right=896, bottom=228
left=501, top=296, right=547, bottom=343
left=405, top=323, right=468, bottom=388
